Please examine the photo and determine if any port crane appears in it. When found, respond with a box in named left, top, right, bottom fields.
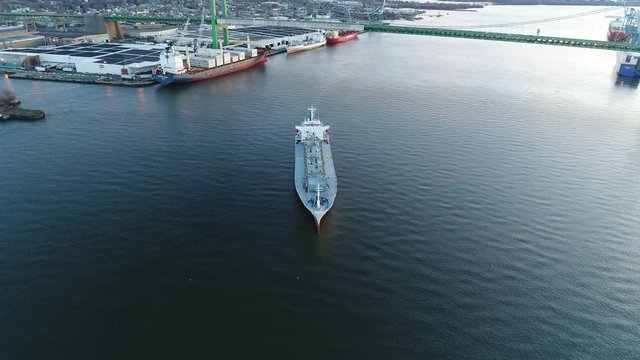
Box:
left=623, top=6, right=639, bottom=42
left=193, top=4, right=207, bottom=52
left=368, top=0, right=386, bottom=23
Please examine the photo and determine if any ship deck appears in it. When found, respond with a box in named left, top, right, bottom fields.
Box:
left=294, top=138, right=337, bottom=213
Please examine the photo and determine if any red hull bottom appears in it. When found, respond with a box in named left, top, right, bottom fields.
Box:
left=153, top=54, right=267, bottom=85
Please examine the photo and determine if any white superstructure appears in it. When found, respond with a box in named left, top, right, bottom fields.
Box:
left=294, top=106, right=337, bottom=231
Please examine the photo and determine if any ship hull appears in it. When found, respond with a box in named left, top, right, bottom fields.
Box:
left=608, top=30, right=627, bottom=42
left=616, top=52, right=640, bottom=77
left=287, top=40, right=326, bottom=54
left=152, top=53, right=267, bottom=85
left=326, top=32, right=359, bottom=44
left=294, top=141, right=337, bottom=231
left=257, top=47, right=286, bottom=56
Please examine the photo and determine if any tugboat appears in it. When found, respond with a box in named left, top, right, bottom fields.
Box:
left=294, top=107, right=337, bottom=231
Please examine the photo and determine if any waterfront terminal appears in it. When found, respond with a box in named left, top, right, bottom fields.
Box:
left=0, top=24, right=331, bottom=86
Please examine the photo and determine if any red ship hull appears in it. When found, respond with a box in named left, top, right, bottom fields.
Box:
left=153, top=54, right=267, bottom=85
left=608, top=30, right=627, bottom=42
left=326, top=31, right=359, bottom=45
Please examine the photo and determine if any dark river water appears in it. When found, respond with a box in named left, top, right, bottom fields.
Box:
left=2, top=11, right=640, bottom=359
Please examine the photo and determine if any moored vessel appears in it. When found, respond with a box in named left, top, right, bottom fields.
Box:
left=606, top=7, right=639, bottom=42
left=616, top=51, right=640, bottom=77
left=326, top=30, right=359, bottom=45
left=611, top=6, right=640, bottom=77
left=287, top=35, right=326, bottom=54
left=608, top=19, right=627, bottom=42
left=294, top=107, right=337, bottom=231
left=152, top=45, right=267, bottom=85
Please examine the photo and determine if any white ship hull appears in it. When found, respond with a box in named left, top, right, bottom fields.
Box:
left=287, top=40, right=326, bottom=54
left=294, top=107, right=337, bottom=231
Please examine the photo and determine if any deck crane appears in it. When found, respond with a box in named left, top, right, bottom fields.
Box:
left=178, top=17, right=190, bottom=47
left=193, top=5, right=206, bottom=52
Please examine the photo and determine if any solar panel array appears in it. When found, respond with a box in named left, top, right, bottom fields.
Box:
left=1, top=42, right=162, bottom=65
left=229, top=26, right=318, bottom=41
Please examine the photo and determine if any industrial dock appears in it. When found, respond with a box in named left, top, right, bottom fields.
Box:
left=0, top=25, right=334, bottom=86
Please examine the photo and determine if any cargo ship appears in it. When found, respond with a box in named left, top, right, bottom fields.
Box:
left=287, top=36, right=326, bottom=54
left=616, top=51, right=640, bottom=77
left=326, top=30, right=359, bottom=45
left=294, top=106, right=337, bottom=232
left=152, top=45, right=267, bottom=85
left=614, top=7, right=640, bottom=77
left=607, top=7, right=639, bottom=42
left=608, top=19, right=627, bottom=42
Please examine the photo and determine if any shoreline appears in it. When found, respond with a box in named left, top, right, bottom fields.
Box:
left=0, top=68, right=155, bottom=87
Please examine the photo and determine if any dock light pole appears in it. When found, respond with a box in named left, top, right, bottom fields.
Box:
left=210, top=0, right=218, bottom=49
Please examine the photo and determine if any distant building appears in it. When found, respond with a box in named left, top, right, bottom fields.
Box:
left=0, top=25, right=45, bottom=49
left=338, top=1, right=361, bottom=6
left=10, top=7, right=33, bottom=13
left=121, top=24, right=177, bottom=39
left=0, top=34, right=46, bottom=49
left=39, top=31, right=110, bottom=46
left=0, top=52, right=39, bottom=67
left=0, top=42, right=163, bottom=77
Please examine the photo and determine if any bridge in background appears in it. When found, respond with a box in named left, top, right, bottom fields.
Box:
left=2, top=12, right=640, bottom=52
left=216, top=18, right=363, bottom=31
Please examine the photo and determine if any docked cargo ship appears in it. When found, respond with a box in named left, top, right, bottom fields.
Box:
left=608, top=19, right=627, bottom=42
left=607, top=7, right=639, bottom=42
left=326, top=30, right=359, bottom=45
left=616, top=51, right=640, bottom=77
left=287, top=36, right=326, bottom=54
left=294, top=107, right=337, bottom=231
left=152, top=45, right=267, bottom=85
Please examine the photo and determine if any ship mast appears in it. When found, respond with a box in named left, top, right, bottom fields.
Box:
left=316, top=183, right=321, bottom=208
left=307, top=105, right=317, bottom=122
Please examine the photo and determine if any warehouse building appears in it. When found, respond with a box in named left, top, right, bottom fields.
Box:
left=0, top=42, right=164, bottom=78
